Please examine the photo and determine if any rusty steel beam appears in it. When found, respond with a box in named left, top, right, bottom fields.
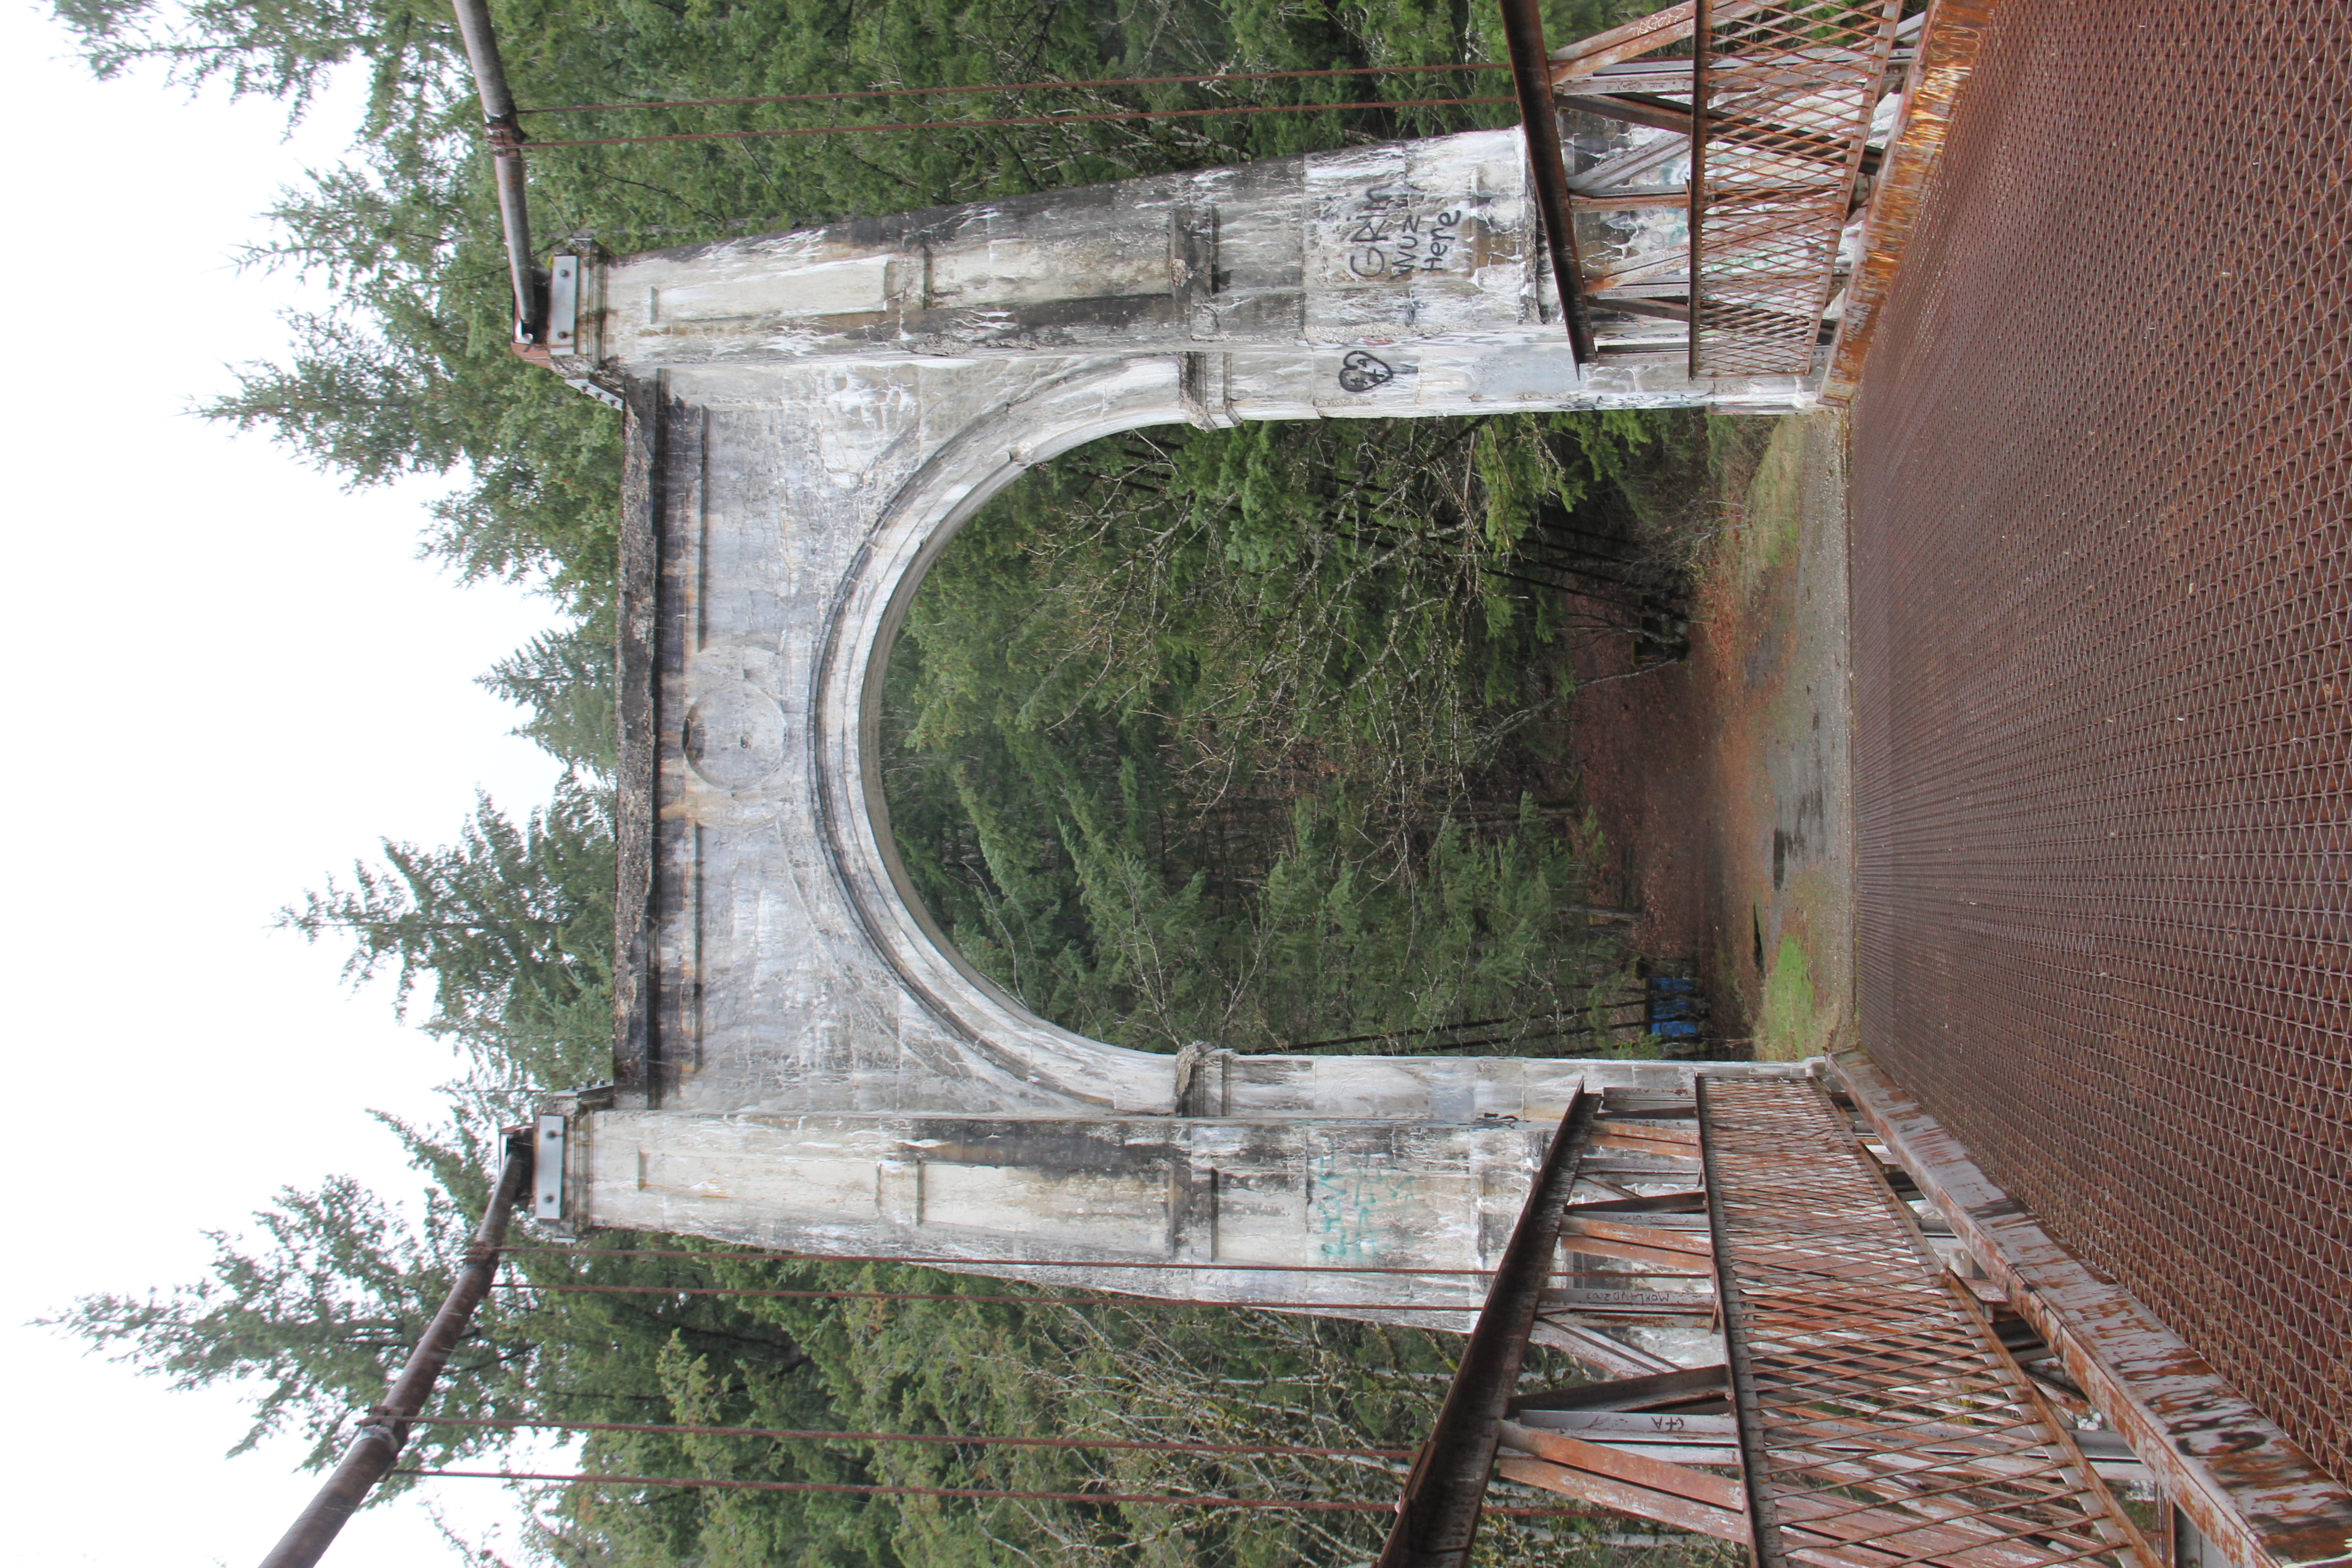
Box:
left=1529, top=1319, right=1678, bottom=1379
left=1574, top=191, right=1690, bottom=210
left=1560, top=1189, right=1706, bottom=1213
left=1558, top=93, right=1697, bottom=136
left=1539, top=1285, right=1716, bottom=1319
left=1831, top=1048, right=2352, bottom=1568
left=1548, top=0, right=1699, bottom=83
left=1591, top=294, right=1693, bottom=323
left=1818, top=0, right=2001, bottom=402
left=1376, top=1091, right=1597, bottom=1568
left=1498, top=0, right=1594, bottom=360
left=1495, top=1453, right=1751, bottom=1542
left=256, top=1131, right=534, bottom=1568
left=1544, top=0, right=1775, bottom=87
left=1500, top=1425, right=1745, bottom=1510
left=1553, top=1233, right=1713, bottom=1272
left=1561, top=1215, right=1711, bottom=1256
left=1511, top=1365, right=1730, bottom=1415
left=1587, top=1123, right=1700, bottom=1155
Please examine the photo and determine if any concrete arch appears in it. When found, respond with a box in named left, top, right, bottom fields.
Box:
left=819, top=357, right=1207, bottom=1117
left=559, top=131, right=1815, bottom=1302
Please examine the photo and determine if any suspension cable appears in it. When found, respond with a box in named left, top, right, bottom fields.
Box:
left=519, top=96, right=1514, bottom=150
left=410, top=1413, right=1416, bottom=1460
left=520, top=61, right=1515, bottom=116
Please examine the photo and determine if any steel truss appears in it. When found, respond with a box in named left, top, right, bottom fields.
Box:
left=1500, top=0, right=1909, bottom=376
left=1378, top=1080, right=2158, bottom=1568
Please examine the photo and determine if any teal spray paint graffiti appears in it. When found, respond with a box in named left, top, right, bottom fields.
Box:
left=1307, top=1145, right=1416, bottom=1263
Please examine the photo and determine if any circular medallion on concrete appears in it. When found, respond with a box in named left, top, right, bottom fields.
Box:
left=683, top=684, right=787, bottom=789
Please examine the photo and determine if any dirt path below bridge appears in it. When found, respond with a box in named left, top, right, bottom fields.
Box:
left=1571, top=410, right=1855, bottom=1062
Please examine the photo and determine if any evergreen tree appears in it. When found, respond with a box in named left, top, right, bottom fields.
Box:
left=882, top=411, right=1676, bottom=1055
left=275, top=776, right=617, bottom=1110
left=480, top=613, right=621, bottom=778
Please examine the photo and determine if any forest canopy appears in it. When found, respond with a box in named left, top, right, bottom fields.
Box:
left=882, top=412, right=1684, bottom=1058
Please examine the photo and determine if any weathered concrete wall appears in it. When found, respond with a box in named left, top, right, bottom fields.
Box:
left=547, top=1062, right=1807, bottom=1326
left=547, top=130, right=1819, bottom=1303
left=575, top=130, right=1766, bottom=393
left=572, top=1106, right=1548, bottom=1323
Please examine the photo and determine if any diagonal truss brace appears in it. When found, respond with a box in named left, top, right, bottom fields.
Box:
left=1389, top=1078, right=2176, bottom=1568
left=1700, top=1076, right=2159, bottom=1568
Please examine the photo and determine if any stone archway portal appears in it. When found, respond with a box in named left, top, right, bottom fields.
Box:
left=535, top=128, right=1821, bottom=1318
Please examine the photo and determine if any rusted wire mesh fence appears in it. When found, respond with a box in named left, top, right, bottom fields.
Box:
left=1848, top=0, right=2352, bottom=1488
left=1690, top=0, right=1901, bottom=375
left=1701, top=1079, right=2150, bottom=1568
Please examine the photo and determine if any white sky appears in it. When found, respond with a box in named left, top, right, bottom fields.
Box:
left=1, top=5, right=568, bottom=1562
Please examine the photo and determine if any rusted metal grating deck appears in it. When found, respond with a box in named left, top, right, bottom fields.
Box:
left=1847, top=0, right=2352, bottom=1496
left=1700, top=1078, right=2152, bottom=1568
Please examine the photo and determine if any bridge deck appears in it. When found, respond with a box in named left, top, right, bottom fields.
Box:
left=1846, top=0, right=2351, bottom=1505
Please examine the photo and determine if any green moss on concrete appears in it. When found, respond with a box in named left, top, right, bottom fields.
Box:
left=1737, top=421, right=1807, bottom=595
left=1756, top=933, right=1817, bottom=1062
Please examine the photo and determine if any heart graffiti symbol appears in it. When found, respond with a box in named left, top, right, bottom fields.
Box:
left=1337, top=350, right=1396, bottom=393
